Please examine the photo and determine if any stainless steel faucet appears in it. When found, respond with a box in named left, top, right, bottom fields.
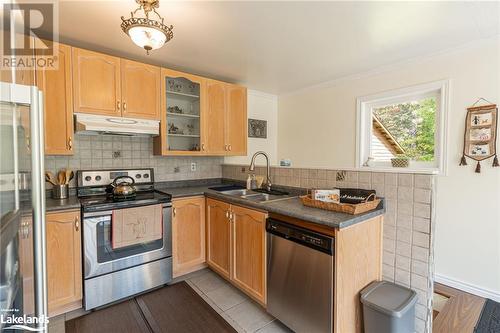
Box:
left=249, top=151, right=272, bottom=191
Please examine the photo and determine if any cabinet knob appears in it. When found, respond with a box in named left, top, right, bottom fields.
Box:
left=173, top=207, right=177, bottom=217
left=117, top=101, right=121, bottom=111
left=68, top=137, right=73, bottom=150
left=123, top=102, right=127, bottom=112
left=75, top=217, right=79, bottom=231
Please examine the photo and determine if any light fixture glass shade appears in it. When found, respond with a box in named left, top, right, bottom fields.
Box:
left=121, top=0, right=173, bottom=54
left=128, top=26, right=167, bottom=51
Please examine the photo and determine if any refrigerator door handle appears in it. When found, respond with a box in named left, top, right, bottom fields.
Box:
left=30, top=87, right=48, bottom=331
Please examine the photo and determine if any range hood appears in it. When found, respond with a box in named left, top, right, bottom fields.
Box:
left=74, top=113, right=160, bottom=136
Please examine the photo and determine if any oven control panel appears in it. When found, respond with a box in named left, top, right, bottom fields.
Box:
left=78, top=169, right=154, bottom=187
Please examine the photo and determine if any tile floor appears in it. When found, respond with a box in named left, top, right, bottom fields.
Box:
left=48, top=268, right=292, bottom=333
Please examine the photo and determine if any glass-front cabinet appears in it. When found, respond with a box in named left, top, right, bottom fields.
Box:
left=155, top=68, right=205, bottom=155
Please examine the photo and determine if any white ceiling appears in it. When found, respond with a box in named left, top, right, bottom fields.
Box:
left=56, top=1, right=499, bottom=94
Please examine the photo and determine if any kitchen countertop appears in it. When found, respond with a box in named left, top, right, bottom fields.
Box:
left=45, top=196, right=82, bottom=212
left=36, top=181, right=385, bottom=229
left=159, top=184, right=385, bottom=229
left=20, top=195, right=81, bottom=217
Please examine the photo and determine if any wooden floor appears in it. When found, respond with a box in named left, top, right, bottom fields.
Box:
left=433, top=283, right=486, bottom=333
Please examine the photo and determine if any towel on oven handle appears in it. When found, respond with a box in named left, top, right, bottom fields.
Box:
left=111, top=204, right=163, bottom=249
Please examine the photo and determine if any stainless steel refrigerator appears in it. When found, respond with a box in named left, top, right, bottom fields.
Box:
left=0, top=82, right=48, bottom=331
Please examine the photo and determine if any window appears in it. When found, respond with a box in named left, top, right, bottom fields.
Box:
left=356, top=80, right=449, bottom=174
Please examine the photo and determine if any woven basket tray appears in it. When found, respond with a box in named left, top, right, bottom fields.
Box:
left=300, top=194, right=381, bottom=215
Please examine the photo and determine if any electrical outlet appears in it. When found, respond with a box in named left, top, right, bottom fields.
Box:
left=113, top=151, right=121, bottom=159
left=174, top=166, right=180, bottom=173
left=336, top=171, right=346, bottom=181
left=241, top=167, right=246, bottom=172
left=191, top=162, right=197, bottom=172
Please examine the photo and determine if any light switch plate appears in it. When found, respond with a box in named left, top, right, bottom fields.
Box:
left=191, top=163, right=197, bottom=172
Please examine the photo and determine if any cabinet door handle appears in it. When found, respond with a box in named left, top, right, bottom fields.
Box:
left=224, top=144, right=228, bottom=151
left=173, top=207, right=177, bottom=217
left=201, top=143, right=205, bottom=151
left=229, top=211, right=234, bottom=222
left=117, top=101, right=121, bottom=111
left=225, top=210, right=229, bottom=218
left=68, top=137, right=73, bottom=150
left=75, top=217, right=79, bottom=231
left=123, top=102, right=127, bottom=112
left=228, top=144, right=232, bottom=151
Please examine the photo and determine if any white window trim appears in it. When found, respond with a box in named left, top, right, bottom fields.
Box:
left=356, top=80, right=450, bottom=175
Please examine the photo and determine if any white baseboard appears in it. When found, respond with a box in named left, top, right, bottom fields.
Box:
left=435, top=273, right=500, bottom=302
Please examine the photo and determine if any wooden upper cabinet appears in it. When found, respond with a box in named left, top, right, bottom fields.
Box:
left=121, top=59, right=160, bottom=120
left=46, top=210, right=82, bottom=316
left=231, top=205, right=266, bottom=305
left=154, top=68, right=205, bottom=155
left=72, top=48, right=121, bottom=116
left=37, top=42, right=74, bottom=155
left=172, top=197, right=206, bottom=278
left=206, top=198, right=231, bottom=279
left=225, top=85, right=247, bottom=155
left=204, top=80, right=227, bottom=155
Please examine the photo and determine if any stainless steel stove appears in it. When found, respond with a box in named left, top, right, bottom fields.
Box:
left=77, top=168, right=172, bottom=310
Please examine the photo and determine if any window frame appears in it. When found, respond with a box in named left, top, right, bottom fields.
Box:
left=356, top=80, right=450, bottom=175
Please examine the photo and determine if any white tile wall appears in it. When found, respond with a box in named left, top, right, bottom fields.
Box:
left=45, top=135, right=223, bottom=188
left=222, top=165, right=435, bottom=333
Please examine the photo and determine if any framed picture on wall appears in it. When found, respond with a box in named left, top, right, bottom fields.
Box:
left=248, top=119, right=267, bottom=138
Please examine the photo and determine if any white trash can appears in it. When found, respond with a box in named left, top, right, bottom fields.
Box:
left=360, top=281, right=418, bottom=333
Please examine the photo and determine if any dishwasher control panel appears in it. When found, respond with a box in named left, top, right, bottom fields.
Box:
left=266, top=218, right=334, bottom=255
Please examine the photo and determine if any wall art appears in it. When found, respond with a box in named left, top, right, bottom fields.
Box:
left=459, top=100, right=498, bottom=173
left=248, top=119, right=267, bottom=138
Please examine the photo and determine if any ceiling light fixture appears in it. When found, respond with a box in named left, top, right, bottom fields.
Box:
left=121, top=0, right=173, bottom=55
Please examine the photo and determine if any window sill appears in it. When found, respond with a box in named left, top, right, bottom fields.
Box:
left=357, top=166, right=440, bottom=175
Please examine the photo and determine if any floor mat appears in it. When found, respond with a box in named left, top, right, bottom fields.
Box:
left=136, top=281, right=237, bottom=333
left=65, top=299, right=150, bottom=333
left=66, top=281, right=237, bottom=333
left=475, top=299, right=500, bottom=333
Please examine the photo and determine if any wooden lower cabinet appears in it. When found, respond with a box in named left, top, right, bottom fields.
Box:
left=206, top=198, right=231, bottom=279
left=46, top=210, right=82, bottom=316
left=172, top=196, right=206, bottom=278
left=231, top=205, right=266, bottom=305
left=206, top=198, right=267, bottom=305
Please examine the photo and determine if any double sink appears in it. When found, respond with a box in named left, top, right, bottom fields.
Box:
left=211, top=186, right=295, bottom=203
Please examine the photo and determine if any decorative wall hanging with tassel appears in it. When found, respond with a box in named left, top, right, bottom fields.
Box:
left=459, top=99, right=498, bottom=173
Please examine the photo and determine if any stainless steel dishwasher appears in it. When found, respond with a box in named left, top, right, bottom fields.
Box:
left=266, top=217, right=334, bottom=333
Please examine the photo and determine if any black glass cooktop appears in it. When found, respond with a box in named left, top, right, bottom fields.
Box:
left=80, top=190, right=172, bottom=212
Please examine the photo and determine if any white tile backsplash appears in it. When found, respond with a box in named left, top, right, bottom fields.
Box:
left=45, top=135, right=223, bottom=187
